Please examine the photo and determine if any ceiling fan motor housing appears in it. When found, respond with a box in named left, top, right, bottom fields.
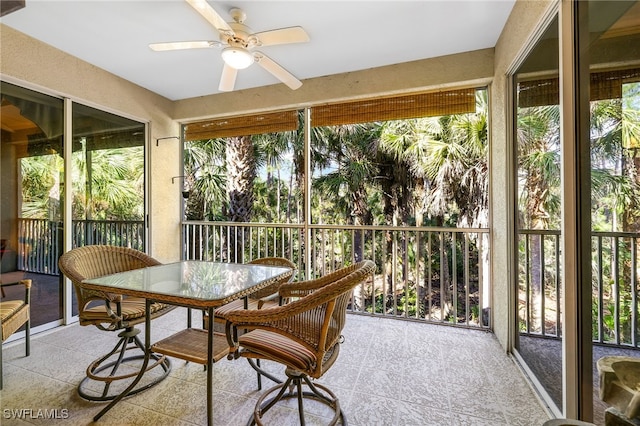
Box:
left=226, top=22, right=259, bottom=48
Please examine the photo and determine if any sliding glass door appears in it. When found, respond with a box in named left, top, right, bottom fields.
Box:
left=586, top=2, right=640, bottom=424
left=513, top=2, right=640, bottom=422
left=70, top=103, right=146, bottom=316
left=0, top=83, right=147, bottom=328
left=513, top=15, right=562, bottom=414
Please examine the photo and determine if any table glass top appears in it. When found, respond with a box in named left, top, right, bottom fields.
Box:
left=82, top=260, right=291, bottom=301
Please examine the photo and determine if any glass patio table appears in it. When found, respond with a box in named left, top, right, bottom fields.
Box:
left=81, top=260, right=293, bottom=425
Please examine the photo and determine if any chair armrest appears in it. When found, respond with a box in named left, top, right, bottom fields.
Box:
left=256, top=292, right=281, bottom=309
left=81, top=287, right=123, bottom=304
left=225, top=293, right=317, bottom=324
left=278, top=266, right=356, bottom=298
left=225, top=320, right=239, bottom=358
left=229, top=262, right=370, bottom=325
left=224, top=293, right=316, bottom=353
left=225, top=261, right=374, bottom=358
left=224, top=284, right=341, bottom=344
left=1, top=279, right=32, bottom=304
left=78, top=290, right=125, bottom=330
left=0, top=280, right=28, bottom=288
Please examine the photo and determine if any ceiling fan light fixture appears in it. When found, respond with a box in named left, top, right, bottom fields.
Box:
left=221, top=46, right=254, bottom=69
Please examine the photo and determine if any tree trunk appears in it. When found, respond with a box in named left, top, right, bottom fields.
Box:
left=293, top=149, right=306, bottom=270
left=351, top=187, right=371, bottom=263
left=225, top=135, right=256, bottom=263
left=525, top=162, right=549, bottom=332
left=623, top=152, right=640, bottom=233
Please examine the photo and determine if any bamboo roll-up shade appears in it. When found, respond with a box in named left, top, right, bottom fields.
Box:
left=589, top=68, right=640, bottom=100
left=184, top=109, right=299, bottom=141
left=517, top=79, right=559, bottom=108
left=518, top=67, right=640, bottom=107
left=310, top=89, right=477, bottom=127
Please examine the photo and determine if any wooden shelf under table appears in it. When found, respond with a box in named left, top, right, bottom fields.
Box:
left=151, top=328, right=230, bottom=365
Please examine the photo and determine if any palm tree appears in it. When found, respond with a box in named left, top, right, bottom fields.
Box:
left=587, top=93, right=640, bottom=343
left=183, top=138, right=226, bottom=221
left=376, top=119, right=423, bottom=312
left=517, top=104, right=561, bottom=231
left=80, top=147, right=144, bottom=220
left=377, top=90, right=489, bottom=321
left=20, top=154, right=61, bottom=219
left=224, top=135, right=256, bottom=262
left=20, top=143, right=145, bottom=251
left=252, top=129, right=293, bottom=223
left=312, top=123, right=379, bottom=261
left=516, top=103, right=561, bottom=332
left=590, top=96, right=640, bottom=233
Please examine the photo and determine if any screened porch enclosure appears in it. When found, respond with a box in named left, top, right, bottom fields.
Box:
left=178, top=87, right=492, bottom=328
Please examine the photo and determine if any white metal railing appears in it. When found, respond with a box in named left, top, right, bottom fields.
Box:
left=17, top=219, right=62, bottom=275
left=518, top=229, right=640, bottom=348
left=16, top=218, right=639, bottom=342
left=182, top=221, right=491, bottom=328
left=15, top=218, right=144, bottom=275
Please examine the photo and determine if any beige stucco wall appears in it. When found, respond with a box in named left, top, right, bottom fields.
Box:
left=490, top=0, right=556, bottom=349
left=0, top=24, right=181, bottom=263
left=173, top=48, right=494, bottom=122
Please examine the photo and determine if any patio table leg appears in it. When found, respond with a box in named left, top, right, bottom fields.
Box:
left=207, top=306, right=214, bottom=426
left=93, top=299, right=153, bottom=421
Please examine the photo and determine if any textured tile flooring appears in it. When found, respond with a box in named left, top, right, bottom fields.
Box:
left=1, top=308, right=551, bottom=425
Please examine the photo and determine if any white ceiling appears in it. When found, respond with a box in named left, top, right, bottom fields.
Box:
left=1, top=0, right=516, bottom=101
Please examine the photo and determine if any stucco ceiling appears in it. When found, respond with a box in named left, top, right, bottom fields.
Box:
left=1, top=1, right=516, bottom=101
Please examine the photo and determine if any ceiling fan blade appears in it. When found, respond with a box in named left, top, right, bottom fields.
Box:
left=185, top=0, right=234, bottom=36
left=149, top=41, right=221, bottom=51
left=254, top=26, right=310, bottom=47
left=219, top=63, right=238, bottom=92
left=254, top=52, right=302, bottom=90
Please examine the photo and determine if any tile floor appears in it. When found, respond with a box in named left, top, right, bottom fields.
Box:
left=1, top=308, right=551, bottom=425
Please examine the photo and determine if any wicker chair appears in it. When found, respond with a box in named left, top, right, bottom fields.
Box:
left=204, top=257, right=296, bottom=389
left=58, top=245, right=175, bottom=401
left=224, top=260, right=375, bottom=425
left=209, top=257, right=297, bottom=327
left=219, top=257, right=296, bottom=313
left=0, top=279, right=31, bottom=390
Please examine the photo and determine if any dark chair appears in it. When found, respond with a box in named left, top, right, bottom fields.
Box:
left=225, top=260, right=375, bottom=425
left=58, top=245, right=175, bottom=401
left=0, top=279, right=31, bottom=389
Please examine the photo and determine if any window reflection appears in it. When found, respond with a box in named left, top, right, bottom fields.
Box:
left=0, top=82, right=64, bottom=327
left=588, top=2, right=640, bottom=424
left=514, top=16, right=563, bottom=412
left=71, top=103, right=145, bottom=252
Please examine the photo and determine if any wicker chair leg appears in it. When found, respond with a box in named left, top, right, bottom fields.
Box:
left=249, top=367, right=345, bottom=426
left=0, top=321, right=30, bottom=390
left=77, top=326, right=171, bottom=401
left=0, top=342, right=3, bottom=390
left=25, top=318, right=30, bottom=357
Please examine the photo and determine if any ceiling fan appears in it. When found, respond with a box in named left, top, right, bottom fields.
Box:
left=149, top=0, right=310, bottom=92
